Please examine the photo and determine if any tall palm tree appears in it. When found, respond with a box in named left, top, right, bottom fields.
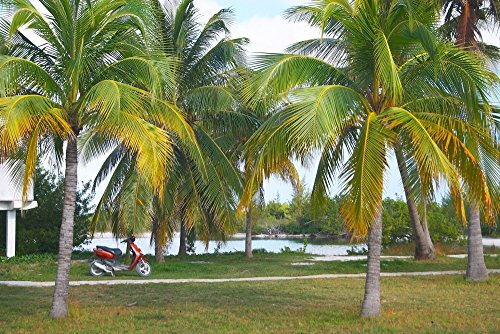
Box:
left=90, top=0, right=247, bottom=261
left=438, top=0, right=500, bottom=281
left=158, top=0, right=248, bottom=257
left=229, top=101, right=301, bottom=259
left=0, top=0, right=195, bottom=318
left=290, top=2, right=437, bottom=262
left=243, top=0, right=497, bottom=318
left=213, top=68, right=302, bottom=259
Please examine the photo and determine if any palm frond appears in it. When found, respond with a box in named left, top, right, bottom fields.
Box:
left=339, top=113, right=388, bottom=237
left=244, top=53, right=353, bottom=107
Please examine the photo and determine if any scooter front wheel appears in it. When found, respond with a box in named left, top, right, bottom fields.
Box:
left=136, top=260, right=151, bottom=277
left=89, top=260, right=105, bottom=277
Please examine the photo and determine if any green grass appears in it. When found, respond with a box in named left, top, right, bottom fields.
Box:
left=0, top=252, right=499, bottom=282
left=382, top=242, right=500, bottom=256
left=0, top=275, right=499, bottom=333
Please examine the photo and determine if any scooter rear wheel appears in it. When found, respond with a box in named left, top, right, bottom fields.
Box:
left=136, top=260, right=151, bottom=277
left=89, top=260, right=105, bottom=277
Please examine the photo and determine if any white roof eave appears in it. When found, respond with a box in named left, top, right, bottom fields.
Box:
left=0, top=201, right=38, bottom=211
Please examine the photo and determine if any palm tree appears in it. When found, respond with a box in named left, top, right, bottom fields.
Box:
left=231, top=102, right=301, bottom=259
left=90, top=0, right=247, bottom=261
left=438, top=0, right=500, bottom=281
left=158, top=0, right=249, bottom=257
left=239, top=162, right=301, bottom=259
left=0, top=0, right=195, bottom=318
left=212, top=68, right=303, bottom=259
left=243, top=0, right=497, bottom=317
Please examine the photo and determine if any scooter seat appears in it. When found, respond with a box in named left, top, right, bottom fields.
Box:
left=96, top=246, right=122, bottom=257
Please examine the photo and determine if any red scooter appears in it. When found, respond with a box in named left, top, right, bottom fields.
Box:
left=89, top=236, right=151, bottom=277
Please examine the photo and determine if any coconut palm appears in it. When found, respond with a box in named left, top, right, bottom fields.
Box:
left=239, top=158, right=301, bottom=259
left=242, top=0, right=497, bottom=317
left=437, top=0, right=500, bottom=281
left=149, top=0, right=248, bottom=258
left=219, top=79, right=302, bottom=258
left=90, top=0, right=247, bottom=261
left=0, top=0, right=196, bottom=318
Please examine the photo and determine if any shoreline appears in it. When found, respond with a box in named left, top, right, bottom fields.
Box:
left=90, top=231, right=347, bottom=240
left=89, top=232, right=499, bottom=246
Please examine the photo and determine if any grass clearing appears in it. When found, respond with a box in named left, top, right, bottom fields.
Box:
left=0, top=275, right=498, bottom=333
left=382, top=242, right=500, bottom=256
left=1, top=252, right=499, bottom=282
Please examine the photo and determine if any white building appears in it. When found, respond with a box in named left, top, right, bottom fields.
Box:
left=0, top=163, right=38, bottom=257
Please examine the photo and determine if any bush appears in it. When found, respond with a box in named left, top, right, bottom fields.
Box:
left=0, top=253, right=57, bottom=263
left=346, top=245, right=368, bottom=256
left=382, top=198, right=412, bottom=245
left=427, top=200, right=464, bottom=242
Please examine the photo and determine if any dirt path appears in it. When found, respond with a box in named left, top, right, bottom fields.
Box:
left=308, top=254, right=499, bottom=262
left=1, top=269, right=499, bottom=287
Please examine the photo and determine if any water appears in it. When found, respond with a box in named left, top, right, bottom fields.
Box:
left=80, top=233, right=359, bottom=256
left=80, top=234, right=500, bottom=256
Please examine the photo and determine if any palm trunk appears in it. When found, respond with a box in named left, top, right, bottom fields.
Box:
left=457, top=0, right=479, bottom=48
left=178, top=218, right=187, bottom=256
left=361, top=210, right=383, bottom=318
left=155, top=240, right=165, bottom=263
left=153, top=217, right=165, bottom=263
left=466, top=203, right=488, bottom=281
left=50, top=138, right=78, bottom=318
left=395, top=146, right=435, bottom=260
left=245, top=206, right=253, bottom=259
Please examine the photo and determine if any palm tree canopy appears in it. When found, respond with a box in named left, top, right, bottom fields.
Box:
left=0, top=0, right=198, bottom=199
left=90, top=0, right=248, bottom=241
left=243, top=0, right=499, bottom=236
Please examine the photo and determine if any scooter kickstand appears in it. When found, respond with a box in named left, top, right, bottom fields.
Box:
left=111, top=269, right=115, bottom=277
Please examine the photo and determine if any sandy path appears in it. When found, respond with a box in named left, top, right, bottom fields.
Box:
left=309, top=254, right=499, bottom=262
left=1, top=269, right=499, bottom=287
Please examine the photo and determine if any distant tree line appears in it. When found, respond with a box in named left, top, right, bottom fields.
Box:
left=242, top=188, right=499, bottom=246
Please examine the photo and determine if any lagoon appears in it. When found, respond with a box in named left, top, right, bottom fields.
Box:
left=80, top=233, right=359, bottom=256
left=79, top=234, right=500, bottom=256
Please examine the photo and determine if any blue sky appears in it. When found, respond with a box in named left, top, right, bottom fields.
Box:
left=215, top=0, right=288, bottom=19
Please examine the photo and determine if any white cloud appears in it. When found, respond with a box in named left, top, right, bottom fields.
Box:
left=192, top=0, right=318, bottom=54
left=193, top=0, right=222, bottom=22
left=232, top=16, right=319, bottom=54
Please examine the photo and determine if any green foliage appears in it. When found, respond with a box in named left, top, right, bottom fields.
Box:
left=381, top=198, right=412, bottom=245
left=0, top=253, right=57, bottom=264
left=247, top=190, right=471, bottom=246
left=281, top=238, right=308, bottom=254
left=265, top=198, right=289, bottom=220
left=346, top=245, right=368, bottom=256
left=0, top=167, right=94, bottom=256
left=427, top=199, right=464, bottom=243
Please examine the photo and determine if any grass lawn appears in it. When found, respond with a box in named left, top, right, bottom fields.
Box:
left=0, top=252, right=499, bottom=282
left=0, top=275, right=498, bottom=333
